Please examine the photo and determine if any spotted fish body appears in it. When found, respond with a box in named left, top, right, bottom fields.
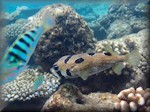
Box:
left=50, top=53, right=125, bottom=80
left=0, top=14, right=56, bottom=85
left=50, top=49, right=140, bottom=80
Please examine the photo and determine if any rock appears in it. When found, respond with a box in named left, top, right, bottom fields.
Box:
left=107, top=20, right=132, bottom=39
left=42, top=84, right=118, bottom=112
left=89, top=2, right=149, bottom=40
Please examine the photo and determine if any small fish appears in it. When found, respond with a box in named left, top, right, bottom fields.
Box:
left=0, top=14, right=56, bottom=86
left=33, top=75, right=44, bottom=91
left=50, top=45, right=141, bottom=80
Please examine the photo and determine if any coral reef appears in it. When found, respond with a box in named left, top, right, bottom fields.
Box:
left=0, top=6, right=28, bottom=26
left=1, top=4, right=96, bottom=71
left=63, top=29, right=149, bottom=94
left=115, top=87, right=150, bottom=112
left=89, top=2, right=149, bottom=39
left=33, top=4, right=96, bottom=71
left=1, top=19, right=28, bottom=44
left=73, top=4, right=99, bottom=22
left=0, top=3, right=149, bottom=112
left=1, top=29, right=148, bottom=111
left=0, top=69, right=60, bottom=102
left=42, top=84, right=150, bottom=112
left=42, top=84, right=118, bottom=112
left=95, top=29, right=149, bottom=89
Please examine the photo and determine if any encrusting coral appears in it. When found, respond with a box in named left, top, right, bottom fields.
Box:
left=115, top=87, right=150, bottom=112
left=0, top=69, right=60, bottom=102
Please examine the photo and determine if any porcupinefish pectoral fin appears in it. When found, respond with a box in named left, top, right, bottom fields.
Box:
left=112, top=62, right=125, bottom=75
left=105, top=44, right=118, bottom=56
left=80, top=71, right=89, bottom=80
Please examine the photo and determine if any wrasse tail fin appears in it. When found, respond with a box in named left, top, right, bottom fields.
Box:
left=0, top=61, right=25, bottom=86
left=105, top=44, right=118, bottom=56
left=112, top=62, right=125, bottom=75
left=126, top=49, right=141, bottom=67
left=33, top=75, right=44, bottom=91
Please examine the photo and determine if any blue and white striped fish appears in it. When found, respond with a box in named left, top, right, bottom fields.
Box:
left=0, top=14, right=56, bottom=86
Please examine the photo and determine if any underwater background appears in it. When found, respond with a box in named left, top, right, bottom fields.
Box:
left=0, top=0, right=150, bottom=112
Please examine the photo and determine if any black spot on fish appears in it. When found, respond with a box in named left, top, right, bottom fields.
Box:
left=75, top=58, right=84, bottom=64
left=8, top=51, right=26, bottom=63
left=31, top=30, right=36, bottom=34
left=36, top=26, right=40, bottom=29
left=64, top=55, right=72, bottom=64
left=104, top=52, right=112, bottom=56
left=88, top=53, right=95, bottom=56
left=53, top=64, right=59, bottom=71
left=13, top=44, right=27, bottom=54
left=24, top=33, right=34, bottom=42
left=56, top=71, right=65, bottom=79
left=19, top=38, right=30, bottom=47
left=66, top=69, right=72, bottom=76
left=17, top=65, right=24, bottom=70
left=9, top=58, right=17, bottom=64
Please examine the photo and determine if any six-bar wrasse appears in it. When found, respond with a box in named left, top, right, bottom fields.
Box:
left=0, top=14, right=56, bottom=86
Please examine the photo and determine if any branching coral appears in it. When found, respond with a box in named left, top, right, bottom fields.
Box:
left=95, top=29, right=149, bottom=89
left=115, top=87, right=150, bottom=112
left=0, top=69, right=60, bottom=102
left=1, top=19, right=28, bottom=44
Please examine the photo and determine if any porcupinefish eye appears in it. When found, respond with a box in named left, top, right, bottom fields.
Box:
left=75, top=58, right=84, bottom=64
left=53, top=64, right=59, bottom=71
left=103, top=52, right=112, bottom=56
left=88, top=53, right=95, bottom=56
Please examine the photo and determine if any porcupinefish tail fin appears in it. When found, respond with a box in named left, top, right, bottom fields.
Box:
left=112, top=62, right=124, bottom=75
left=125, top=49, right=141, bottom=67
left=105, top=44, right=124, bottom=75
left=42, top=13, right=56, bottom=32
left=105, top=44, right=118, bottom=56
